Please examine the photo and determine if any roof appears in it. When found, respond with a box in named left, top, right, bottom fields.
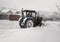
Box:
left=23, top=10, right=36, bottom=13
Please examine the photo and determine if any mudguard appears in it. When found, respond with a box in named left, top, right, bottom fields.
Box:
left=22, top=17, right=33, bottom=23
left=23, top=18, right=27, bottom=23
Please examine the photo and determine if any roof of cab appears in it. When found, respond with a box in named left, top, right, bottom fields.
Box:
left=23, top=10, right=36, bottom=12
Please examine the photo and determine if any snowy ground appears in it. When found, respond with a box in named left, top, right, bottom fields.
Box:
left=0, top=20, right=60, bottom=42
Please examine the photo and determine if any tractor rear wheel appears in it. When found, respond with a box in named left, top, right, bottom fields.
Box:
left=26, top=20, right=34, bottom=28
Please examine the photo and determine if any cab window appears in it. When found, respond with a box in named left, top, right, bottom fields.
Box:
left=32, top=12, right=35, bottom=17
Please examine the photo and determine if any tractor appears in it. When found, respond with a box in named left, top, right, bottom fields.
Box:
left=19, top=8, right=43, bottom=28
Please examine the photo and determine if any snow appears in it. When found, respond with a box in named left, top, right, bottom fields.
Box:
left=0, top=20, right=20, bottom=29
left=1, top=9, right=10, bottom=13
left=0, top=20, right=60, bottom=42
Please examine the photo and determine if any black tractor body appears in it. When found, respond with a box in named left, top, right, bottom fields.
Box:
left=19, top=9, right=43, bottom=28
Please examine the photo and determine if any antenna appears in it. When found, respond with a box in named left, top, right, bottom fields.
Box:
left=21, top=8, right=23, bottom=14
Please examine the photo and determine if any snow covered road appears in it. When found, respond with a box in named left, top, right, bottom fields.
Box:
left=0, top=20, right=60, bottom=42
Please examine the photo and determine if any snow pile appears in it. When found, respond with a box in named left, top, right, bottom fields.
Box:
left=44, top=21, right=60, bottom=27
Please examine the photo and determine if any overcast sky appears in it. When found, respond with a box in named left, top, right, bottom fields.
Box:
left=0, top=0, right=60, bottom=12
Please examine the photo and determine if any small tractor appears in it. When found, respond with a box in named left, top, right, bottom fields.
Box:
left=19, top=8, right=43, bottom=28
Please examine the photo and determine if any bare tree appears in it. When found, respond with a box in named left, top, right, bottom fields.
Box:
left=56, top=5, right=60, bottom=12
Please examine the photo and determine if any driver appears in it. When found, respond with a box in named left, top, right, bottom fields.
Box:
left=27, top=12, right=32, bottom=17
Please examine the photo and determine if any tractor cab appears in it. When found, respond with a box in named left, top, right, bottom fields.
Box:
left=22, top=10, right=37, bottom=18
